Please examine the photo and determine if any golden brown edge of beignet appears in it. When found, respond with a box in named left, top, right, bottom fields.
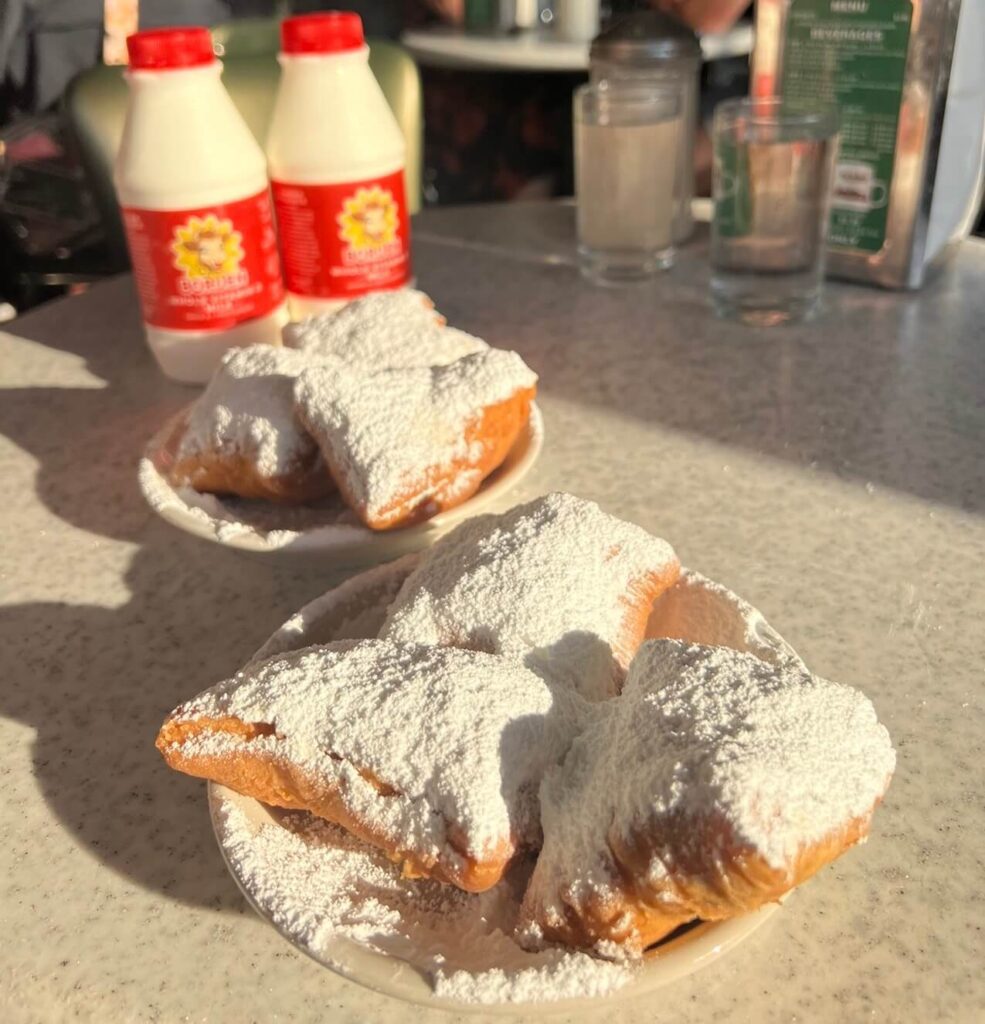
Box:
left=523, top=802, right=884, bottom=954
left=169, top=447, right=335, bottom=504
left=156, top=714, right=515, bottom=893
left=612, top=561, right=682, bottom=675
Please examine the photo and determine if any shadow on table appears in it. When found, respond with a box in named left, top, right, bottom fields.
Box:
left=0, top=530, right=340, bottom=912
left=0, top=275, right=186, bottom=545
left=421, top=206, right=985, bottom=517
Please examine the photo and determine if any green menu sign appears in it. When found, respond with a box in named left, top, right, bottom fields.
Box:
left=713, top=134, right=754, bottom=239
left=780, top=0, right=913, bottom=252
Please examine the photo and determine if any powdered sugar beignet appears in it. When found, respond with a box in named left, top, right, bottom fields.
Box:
left=294, top=349, right=537, bottom=531
left=156, top=639, right=586, bottom=893
left=382, top=493, right=681, bottom=701
left=284, top=288, right=486, bottom=368
left=170, top=345, right=333, bottom=502
left=519, top=640, right=896, bottom=955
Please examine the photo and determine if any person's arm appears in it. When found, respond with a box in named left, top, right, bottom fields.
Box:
left=421, top=0, right=464, bottom=23
left=651, top=0, right=751, bottom=34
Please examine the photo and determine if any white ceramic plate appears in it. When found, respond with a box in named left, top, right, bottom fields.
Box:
left=138, top=402, right=543, bottom=563
left=208, top=559, right=801, bottom=1010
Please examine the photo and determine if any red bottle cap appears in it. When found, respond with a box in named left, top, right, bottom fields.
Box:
left=127, top=27, right=215, bottom=70
left=281, top=12, right=365, bottom=55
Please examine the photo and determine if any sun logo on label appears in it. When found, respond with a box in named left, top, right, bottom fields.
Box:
left=337, top=186, right=399, bottom=250
left=171, top=214, right=244, bottom=278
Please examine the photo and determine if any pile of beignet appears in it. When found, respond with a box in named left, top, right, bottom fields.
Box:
left=157, top=493, right=896, bottom=958
left=165, top=290, right=537, bottom=530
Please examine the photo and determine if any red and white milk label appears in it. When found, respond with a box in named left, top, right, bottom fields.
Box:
left=271, top=169, right=411, bottom=299
left=121, top=190, right=284, bottom=331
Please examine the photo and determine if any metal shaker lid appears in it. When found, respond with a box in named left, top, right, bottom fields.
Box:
left=590, top=10, right=702, bottom=64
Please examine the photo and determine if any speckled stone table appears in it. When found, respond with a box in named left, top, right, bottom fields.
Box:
left=2, top=202, right=983, bottom=1024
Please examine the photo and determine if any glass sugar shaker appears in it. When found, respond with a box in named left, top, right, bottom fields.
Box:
left=589, top=10, right=701, bottom=244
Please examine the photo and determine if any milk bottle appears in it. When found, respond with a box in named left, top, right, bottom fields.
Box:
left=267, top=12, right=412, bottom=318
left=115, top=27, right=288, bottom=383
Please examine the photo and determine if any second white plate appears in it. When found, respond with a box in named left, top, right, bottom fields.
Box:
left=139, top=402, right=544, bottom=564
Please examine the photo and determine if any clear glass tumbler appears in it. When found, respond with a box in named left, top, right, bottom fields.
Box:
left=711, top=98, right=839, bottom=326
left=574, top=83, right=682, bottom=284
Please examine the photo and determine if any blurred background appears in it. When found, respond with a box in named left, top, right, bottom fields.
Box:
left=0, top=0, right=979, bottom=318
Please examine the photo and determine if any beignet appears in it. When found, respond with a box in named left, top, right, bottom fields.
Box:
left=294, top=349, right=536, bottom=530
left=382, top=493, right=680, bottom=700
left=518, top=639, right=896, bottom=954
left=169, top=345, right=332, bottom=502
left=157, top=639, right=586, bottom=892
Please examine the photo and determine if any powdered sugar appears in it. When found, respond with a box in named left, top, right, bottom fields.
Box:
left=433, top=955, right=634, bottom=1004
left=284, top=288, right=487, bottom=368
left=294, top=349, right=536, bottom=526
left=523, top=639, right=895, bottom=951
left=177, top=344, right=317, bottom=479
left=383, top=492, right=679, bottom=700
left=622, top=642, right=894, bottom=866
left=167, top=639, right=586, bottom=866
left=284, top=289, right=437, bottom=348
left=214, top=793, right=637, bottom=1004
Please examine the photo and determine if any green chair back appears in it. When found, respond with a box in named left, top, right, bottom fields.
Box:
left=63, top=38, right=423, bottom=269
left=210, top=17, right=282, bottom=58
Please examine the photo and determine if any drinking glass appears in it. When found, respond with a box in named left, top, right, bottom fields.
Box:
left=711, top=98, right=839, bottom=326
left=574, top=82, right=681, bottom=284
